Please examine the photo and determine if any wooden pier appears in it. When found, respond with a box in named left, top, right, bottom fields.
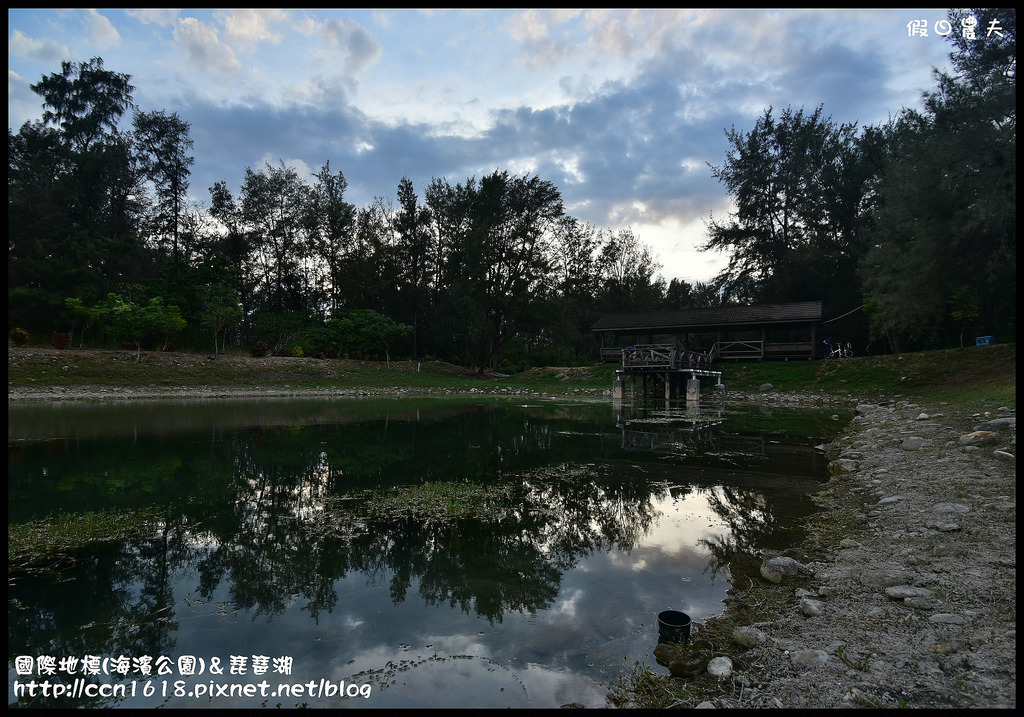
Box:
left=612, top=346, right=723, bottom=401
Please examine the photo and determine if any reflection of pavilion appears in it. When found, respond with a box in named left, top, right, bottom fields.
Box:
left=611, top=400, right=724, bottom=453
left=607, top=401, right=827, bottom=477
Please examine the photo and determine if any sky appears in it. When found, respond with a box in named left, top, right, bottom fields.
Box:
left=8, top=8, right=962, bottom=284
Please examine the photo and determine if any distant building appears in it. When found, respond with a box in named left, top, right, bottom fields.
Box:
left=592, top=301, right=824, bottom=362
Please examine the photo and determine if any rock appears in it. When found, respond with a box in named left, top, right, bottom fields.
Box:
left=929, top=614, right=969, bottom=625
left=790, top=649, right=829, bottom=669
left=732, top=626, right=767, bottom=648
left=828, top=459, right=858, bottom=474
left=959, top=431, right=997, bottom=446
left=884, top=585, right=935, bottom=600
left=653, top=641, right=683, bottom=665
left=993, top=450, right=1014, bottom=462
left=759, top=383, right=773, bottom=392
left=706, top=656, right=733, bottom=678
left=975, top=417, right=1015, bottom=431
left=760, top=556, right=808, bottom=584
left=668, top=651, right=710, bottom=677
left=932, top=502, right=970, bottom=514
left=856, top=569, right=908, bottom=588
left=900, top=436, right=929, bottom=451
left=800, top=597, right=823, bottom=616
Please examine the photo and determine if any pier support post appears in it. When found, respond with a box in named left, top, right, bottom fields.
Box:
left=686, top=377, right=700, bottom=401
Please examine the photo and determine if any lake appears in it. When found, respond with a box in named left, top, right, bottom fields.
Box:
left=8, top=395, right=842, bottom=708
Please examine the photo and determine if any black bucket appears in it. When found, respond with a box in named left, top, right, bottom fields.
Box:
left=657, top=610, right=692, bottom=642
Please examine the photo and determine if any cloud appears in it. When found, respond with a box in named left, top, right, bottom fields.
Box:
left=126, top=9, right=180, bottom=27
left=7, top=29, right=67, bottom=63
left=85, top=9, right=121, bottom=49
left=214, top=9, right=286, bottom=53
left=320, top=18, right=382, bottom=74
left=174, top=17, right=241, bottom=75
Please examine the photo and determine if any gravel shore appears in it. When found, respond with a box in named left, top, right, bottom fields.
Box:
left=667, top=395, right=1016, bottom=709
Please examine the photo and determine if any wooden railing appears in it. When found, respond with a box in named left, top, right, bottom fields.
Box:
left=601, top=339, right=814, bottom=364
left=620, top=345, right=713, bottom=369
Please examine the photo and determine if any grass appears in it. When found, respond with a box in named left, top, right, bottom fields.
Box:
left=8, top=508, right=162, bottom=575
left=8, top=343, right=1014, bottom=405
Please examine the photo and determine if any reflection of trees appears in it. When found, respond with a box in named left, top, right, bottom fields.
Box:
left=187, top=461, right=665, bottom=624
left=8, top=518, right=190, bottom=708
left=698, top=481, right=820, bottom=579
left=10, top=396, right=834, bottom=696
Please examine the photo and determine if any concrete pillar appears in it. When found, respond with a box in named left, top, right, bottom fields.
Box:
left=686, top=377, right=700, bottom=401
left=613, top=372, right=625, bottom=399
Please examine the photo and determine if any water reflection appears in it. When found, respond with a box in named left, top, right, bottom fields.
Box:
left=8, top=397, right=843, bottom=708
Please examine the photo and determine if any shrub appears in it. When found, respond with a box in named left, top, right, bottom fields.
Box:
left=290, top=345, right=304, bottom=357
left=119, top=342, right=135, bottom=351
left=324, top=348, right=339, bottom=359
left=161, top=342, right=176, bottom=352
left=51, top=332, right=71, bottom=349
left=9, top=327, right=30, bottom=346
left=250, top=340, right=269, bottom=358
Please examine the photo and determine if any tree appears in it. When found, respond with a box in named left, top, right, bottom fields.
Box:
left=189, top=255, right=243, bottom=354
left=30, top=57, right=134, bottom=154
left=392, top=177, right=434, bottom=357
left=133, top=110, right=195, bottom=261
left=90, top=286, right=184, bottom=362
left=704, top=105, right=869, bottom=306
left=64, top=297, right=94, bottom=348
left=859, top=9, right=1015, bottom=351
left=239, top=161, right=312, bottom=314
left=327, top=309, right=411, bottom=366
left=306, top=162, right=356, bottom=316
left=425, top=171, right=563, bottom=371
left=597, top=228, right=665, bottom=311
left=10, top=58, right=144, bottom=333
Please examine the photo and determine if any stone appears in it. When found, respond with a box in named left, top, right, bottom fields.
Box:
left=760, top=556, right=808, bottom=584
left=900, top=436, right=930, bottom=450
left=932, top=503, right=970, bottom=514
left=706, top=656, right=733, bottom=678
left=828, top=459, right=858, bottom=474
left=885, top=585, right=935, bottom=600
left=790, top=649, right=829, bottom=669
left=959, top=431, right=997, bottom=446
left=800, top=597, right=824, bottom=616
left=732, top=626, right=767, bottom=648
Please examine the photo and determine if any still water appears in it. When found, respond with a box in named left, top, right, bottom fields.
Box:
left=8, top=396, right=842, bottom=708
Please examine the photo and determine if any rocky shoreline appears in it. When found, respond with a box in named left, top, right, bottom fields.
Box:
left=655, top=397, right=1016, bottom=709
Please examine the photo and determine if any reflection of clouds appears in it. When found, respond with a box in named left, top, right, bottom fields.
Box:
left=637, top=491, right=729, bottom=554
left=549, top=587, right=584, bottom=618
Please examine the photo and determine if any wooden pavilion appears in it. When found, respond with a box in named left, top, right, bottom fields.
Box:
left=592, top=301, right=824, bottom=363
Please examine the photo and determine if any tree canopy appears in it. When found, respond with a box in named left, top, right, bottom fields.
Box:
left=9, top=12, right=1016, bottom=362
